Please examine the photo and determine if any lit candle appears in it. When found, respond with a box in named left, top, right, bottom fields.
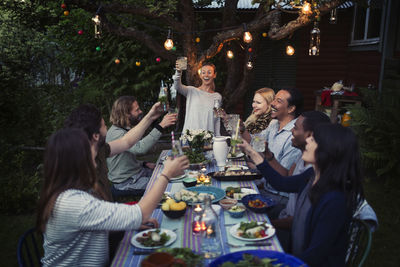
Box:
left=194, top=204, right=202, bottom=213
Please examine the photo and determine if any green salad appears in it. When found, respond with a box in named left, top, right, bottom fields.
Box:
left=220, top=253, right=282, bottom=267
left=157, top=247, right=203, bottom=267
left=135, top=229, right=170, bottom=247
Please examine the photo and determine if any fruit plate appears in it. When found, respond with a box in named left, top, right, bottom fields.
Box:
left=209, top=250, right=307, bottom=267
left=131, top=229, right=176, bottom=249
left=229, top=222, right=275, bottom=242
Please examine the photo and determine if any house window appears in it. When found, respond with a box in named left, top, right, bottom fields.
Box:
left=350, top=0, right=383, bottom=46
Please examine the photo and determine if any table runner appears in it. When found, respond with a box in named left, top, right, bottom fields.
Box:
left=111, top=150, right=283, bottom=267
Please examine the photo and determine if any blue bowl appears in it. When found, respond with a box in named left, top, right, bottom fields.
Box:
left=209, top=250, right=307, bottom=267
left=228, top=205, right=246, bottom=218
left=242, top=194, right=276, bottom=213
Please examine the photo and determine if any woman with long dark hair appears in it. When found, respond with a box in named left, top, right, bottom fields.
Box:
left=239, top=123, right=364, bottom=266
left=37, top=128, right=188, bottom=266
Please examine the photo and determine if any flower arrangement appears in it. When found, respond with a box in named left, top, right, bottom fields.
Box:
left=180, top=129, right=213, bottom=163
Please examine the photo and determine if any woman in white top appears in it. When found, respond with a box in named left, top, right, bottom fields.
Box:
left=36, top=128, right=188, bottom=267
left=173, top=62, right=222, bottom=136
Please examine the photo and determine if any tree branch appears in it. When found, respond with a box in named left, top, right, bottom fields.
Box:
left=65, top=0, right=186, bottom=32
left=268, top=0, right=346, bottom=40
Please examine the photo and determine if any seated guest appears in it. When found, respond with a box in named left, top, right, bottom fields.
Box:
left=64, top=102, right=165, bottom=201
left=36, top=128, right=189, bottom=267
left=274, top=110, right=330, bottom=229
left=240, top=123, right=364, bottom=266
left=241, top=88, right=275, bottom=146
left=106, top=96, right=177, bottom=194
left=257, top=88, right=303, bottom=210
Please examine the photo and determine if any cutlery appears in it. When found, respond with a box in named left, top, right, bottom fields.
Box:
left=227, top=242, right=271, bottom=248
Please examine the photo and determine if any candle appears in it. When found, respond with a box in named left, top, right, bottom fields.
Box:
left=194, top=204, right=202, bottom=213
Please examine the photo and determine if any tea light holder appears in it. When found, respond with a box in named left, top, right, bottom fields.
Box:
left=192, top=204, right=205, bottom=235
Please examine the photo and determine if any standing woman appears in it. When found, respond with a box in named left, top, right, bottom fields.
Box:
left=239, top=123, right=364, bottom=266
left=36, top=128, right=188, bottom=266
left=173, top=62, right=222, bottom=136
left=241, top=88, right=275, bottom=147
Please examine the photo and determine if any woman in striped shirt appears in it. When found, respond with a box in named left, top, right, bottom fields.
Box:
left=36, top=128, right=189, bottom=266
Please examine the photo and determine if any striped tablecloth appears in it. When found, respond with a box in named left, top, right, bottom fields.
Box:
left=111, top=150, right=283, bottom=267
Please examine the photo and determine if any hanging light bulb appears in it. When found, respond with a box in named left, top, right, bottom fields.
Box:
left=246, top=60, right=253, bottom=70
left=286, top=45, right=295, bottom=56
left=92, top=14, right=102, bottom=38
left=309, top=22, right=320, bottom=56
left=164, top=28, right=174, bottom=51
left=301, top=1, right=312, bottom=15
left=226, top=50, right=234, bottom=59
left=242, top=24, right=253, bottom=43
left=329, top=8, right=337, bottom=24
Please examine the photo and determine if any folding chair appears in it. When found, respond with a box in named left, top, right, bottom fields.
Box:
left=17, top=227, right=43, bottom=267
left=345, top=218, right=372, bottom=267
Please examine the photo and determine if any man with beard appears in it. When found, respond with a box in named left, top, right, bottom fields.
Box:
left=106, top=96, right=177, bottom=195
left=63, top=101, right=165, bottom=201
left=256, top=88, right=303, bottom=210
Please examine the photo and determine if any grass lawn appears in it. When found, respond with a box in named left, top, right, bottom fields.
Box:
left=1, top=146, right=399, bottom=266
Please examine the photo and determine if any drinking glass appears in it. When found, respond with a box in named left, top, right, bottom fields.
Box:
left=251, top=132, right=267, bottom=152
left=176, top=56, right=187, bottom=70
left=213, top=99, right=222, bottom=118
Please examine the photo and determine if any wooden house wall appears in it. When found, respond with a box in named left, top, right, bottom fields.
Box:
left=296, top=8, right=382, bottom=111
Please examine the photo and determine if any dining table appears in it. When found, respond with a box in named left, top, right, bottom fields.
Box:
left=111, top=150, right=283, bottom=267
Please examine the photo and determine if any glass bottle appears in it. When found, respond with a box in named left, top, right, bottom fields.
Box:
left=158, top=80, right=169, bottom=112
left=200, top=195, right=222, bottom=258
left=171, top=132, right=183, bottom=158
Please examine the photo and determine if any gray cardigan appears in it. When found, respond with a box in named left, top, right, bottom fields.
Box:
left=106, top=125, right=161, bottom=183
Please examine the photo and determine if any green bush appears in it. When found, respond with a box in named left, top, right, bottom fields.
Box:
left=0, top=145, right=43, bottom=214
left=349, top=88, right=400, bottom=179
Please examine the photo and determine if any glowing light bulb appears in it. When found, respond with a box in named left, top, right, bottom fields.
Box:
left=286, top=45, right=295, bottom=56
left=164, top=39, right=174, bottom=50
left=243, top=31, right=253, bottom=43
left=226, top=50, right=234, bottom=59
left=302, top=2, right=312, bottom=15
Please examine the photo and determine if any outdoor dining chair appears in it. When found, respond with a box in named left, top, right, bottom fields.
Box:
left=17, top=227, right=43, bottom=267
left=345, top=218, right=372, bottom=267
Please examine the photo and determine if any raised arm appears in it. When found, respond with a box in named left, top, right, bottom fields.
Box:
left=239, top=140, right=311, bottom=193
left=108, top=102, right=163, bottom=157
left=138, top=156, right=189, bottom=221
left=172, top=69, right=190, bottom=97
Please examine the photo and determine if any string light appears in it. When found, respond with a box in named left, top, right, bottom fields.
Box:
left=226, top=50, right=234, bottom=59
left=309, top=21, right=320, bottom=56
left=164, top=28, right=174, bottom=51
left=115, top=59, right=120, bottom=64
left=301, top=1, right=312, bottom=15
left=242, top=24, right=253, bottom=43
left=135, top=61, right=141, bottom=67
left=329, top=8, right=337, bottom=24
left=262, top=32, right=267, bottom=38
left=286, top=45, right=295, bottom=56
left=63, top=10, right=69, bottom=16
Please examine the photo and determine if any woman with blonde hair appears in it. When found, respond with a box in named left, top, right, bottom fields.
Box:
left=240, top=88, right=275, bottom=149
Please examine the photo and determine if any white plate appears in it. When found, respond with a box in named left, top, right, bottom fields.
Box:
left=169, top=173, right=186, bottom=182
left=227, top=152, right=245, bottom=159
left=224, top=165, right=249, bottom=171
left=229, top=222, right=275, bottom=242
left=131, top=229, right=177, bottom=249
